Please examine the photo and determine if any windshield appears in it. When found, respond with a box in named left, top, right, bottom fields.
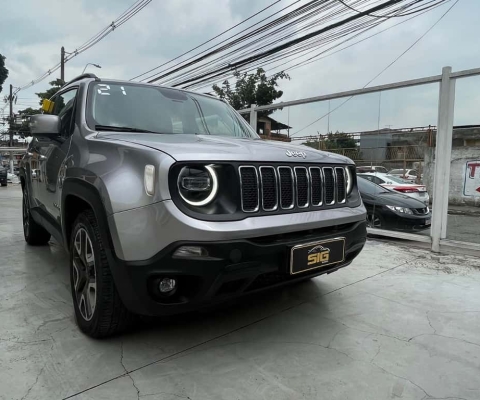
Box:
left=389, top=169, right=405, bottom=174
left=87, top=82, right=258, bottom=138
left=357, top=177, right=390, bottom=195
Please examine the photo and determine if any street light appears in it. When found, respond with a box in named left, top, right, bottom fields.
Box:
left=82, top=63, right=102, bottom=74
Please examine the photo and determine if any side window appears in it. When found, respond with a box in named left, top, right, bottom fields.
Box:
left=372, top=176, right=383, bottom=185
left=52, top=89, right=78, bottom=137
left=410, top=170, right=417, bottom=176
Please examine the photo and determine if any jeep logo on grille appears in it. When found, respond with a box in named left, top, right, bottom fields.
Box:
left=286, top=150, right=307, bottom=159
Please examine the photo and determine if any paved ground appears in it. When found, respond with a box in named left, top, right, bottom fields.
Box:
left=1, top=184, right=480, bottom=400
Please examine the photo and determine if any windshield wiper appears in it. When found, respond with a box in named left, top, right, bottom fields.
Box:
left=95, top=125, right=162, bottom=134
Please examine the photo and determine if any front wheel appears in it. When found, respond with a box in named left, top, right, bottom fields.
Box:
left=70, top=210, right=134, bottom=338
left=366, top=213, right=383, bottom=229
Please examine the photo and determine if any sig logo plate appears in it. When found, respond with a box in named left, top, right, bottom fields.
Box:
left=290, top=238, right=345, bottom=275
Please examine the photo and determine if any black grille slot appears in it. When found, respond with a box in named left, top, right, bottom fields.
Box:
left=278, top=167, right=294, bottom=209
left=310, top=167, right=322, bottom=206
left=239, top=166, right=259, bottom=212
left=295, top=167, right=309, bottom=208
left=260, top=167, right=278, bottom=211
left=324, top=168, right=335, bottom=204
left=336, top=168, right=346, bottom=203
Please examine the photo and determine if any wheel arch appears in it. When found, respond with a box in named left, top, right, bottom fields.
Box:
left=61, top=179, right=114, bottom=252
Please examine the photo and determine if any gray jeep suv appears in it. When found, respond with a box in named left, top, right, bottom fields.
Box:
left=20, top=74, right=367, bottom=338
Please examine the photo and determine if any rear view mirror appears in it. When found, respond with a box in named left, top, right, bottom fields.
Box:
left=30, top=114, right=60, bottom=137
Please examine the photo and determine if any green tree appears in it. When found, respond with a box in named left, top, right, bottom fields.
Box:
left=35, top=78, right=64, bottom=105
left=212, top=68, right=289, bottom=116
left=303, top=131, right=357, bottom=150
left=0, top=54, right=8, bottom=94
left=16, top=79, right=64, bottom=128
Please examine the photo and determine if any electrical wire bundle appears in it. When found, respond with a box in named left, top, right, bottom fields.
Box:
left=131, top=0, right=452, bottom=91
left=13, top=0, right=152, bottom=95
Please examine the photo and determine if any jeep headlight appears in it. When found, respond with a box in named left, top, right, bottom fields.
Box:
left=178, top=165, right=218, bottom=206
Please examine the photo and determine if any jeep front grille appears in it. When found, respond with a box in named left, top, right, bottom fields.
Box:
left=239, top=165, right=349, bottom=213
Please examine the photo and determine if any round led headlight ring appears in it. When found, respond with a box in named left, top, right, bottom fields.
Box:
left=178, top=165, right=218, bottom=207
left=345, top=167, right=354, bottom=195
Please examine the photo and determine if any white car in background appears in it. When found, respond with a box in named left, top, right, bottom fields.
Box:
left=7, top=172, right=16, bottom=182
left=358, top=172, right=430, bottom=205
left=388, top=168, right=422, bottom=183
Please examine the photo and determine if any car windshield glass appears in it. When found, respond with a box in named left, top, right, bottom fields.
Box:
left=389, top=169, right=405, bottom=174
left=87, top=82, right=258, bottom=138
left=357, top=177, right=390, bottom=194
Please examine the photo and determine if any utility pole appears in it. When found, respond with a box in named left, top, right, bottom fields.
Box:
left=60, top=46, right=65, bottom=83
left=9, top=84, right=13, bottom=147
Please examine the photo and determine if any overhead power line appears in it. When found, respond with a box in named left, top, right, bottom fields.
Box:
left=176, top=0, right=431, bottom=88
left=292, top=0, right=460, bottom=136
left=134, top=0, right=449, bottom=92
left=130, top=0, right=285, bottom=81
left=13, top=0, right=152, bottom=95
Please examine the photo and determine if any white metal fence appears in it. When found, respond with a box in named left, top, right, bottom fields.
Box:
left=239, top=66, right=480, bottom=256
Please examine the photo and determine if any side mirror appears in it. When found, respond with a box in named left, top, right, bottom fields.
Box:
left=30, top=114, right=60, bottom=137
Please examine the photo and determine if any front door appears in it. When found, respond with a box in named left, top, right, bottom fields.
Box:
left=35, top=88, right=78, bottom=225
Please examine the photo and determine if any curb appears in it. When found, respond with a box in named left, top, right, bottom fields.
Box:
left=448, top=210, right=480, bottom=217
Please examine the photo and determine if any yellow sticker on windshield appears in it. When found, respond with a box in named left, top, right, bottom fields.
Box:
left=42, top=99, right=54, bottom=113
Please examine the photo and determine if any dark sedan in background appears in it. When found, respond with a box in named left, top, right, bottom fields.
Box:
left=358, top=177, right=431, bottom=231
left=0, top=166, right=7, bottom=187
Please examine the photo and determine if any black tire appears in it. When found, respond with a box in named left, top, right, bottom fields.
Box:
left=22, top=185, right=51, bottom=245
left=70, top=209, right=134, bottom=338
left=1, top=183, right=6, bottom=187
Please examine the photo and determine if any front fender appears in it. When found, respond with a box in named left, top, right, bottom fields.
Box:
left=69, top=137, right=176, bottom=214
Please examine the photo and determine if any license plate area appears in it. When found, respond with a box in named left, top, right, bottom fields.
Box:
left=290, top=238, right=346, bottom=275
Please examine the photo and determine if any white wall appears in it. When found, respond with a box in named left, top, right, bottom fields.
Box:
left=425, top=147, right=480, bottom=206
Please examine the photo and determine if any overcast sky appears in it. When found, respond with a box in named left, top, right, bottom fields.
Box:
left=1, top=0, right=479, bottom=140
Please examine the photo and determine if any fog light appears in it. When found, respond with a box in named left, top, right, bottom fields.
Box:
left=159, top=278, right=176, bottom=293
left=173, top=246, right=208, bottom=258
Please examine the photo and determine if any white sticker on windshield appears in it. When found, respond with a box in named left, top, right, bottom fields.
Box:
left=120, top=86, right=127, bottom=95
left=97, top=84, right=111, bottom=95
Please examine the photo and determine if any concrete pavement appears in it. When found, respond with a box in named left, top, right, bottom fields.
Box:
left=1, top=184, right=480, bottom=400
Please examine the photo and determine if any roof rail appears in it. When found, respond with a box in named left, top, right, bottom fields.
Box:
left=62, top=73, right=100, bottom=88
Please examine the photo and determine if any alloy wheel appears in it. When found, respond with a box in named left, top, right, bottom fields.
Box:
left=367, top=214, right=382, bottom=228
left=72, top=228, right=97, bottom=321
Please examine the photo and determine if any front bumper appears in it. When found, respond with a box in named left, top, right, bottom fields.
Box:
left=383, top=211, right=431, bottom=231
left=108, top=200, right=367, bottom=261
left=108, top=220, right=367, bottom=316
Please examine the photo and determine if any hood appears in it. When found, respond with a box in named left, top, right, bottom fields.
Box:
left=375, top=191, right=428, bottom=208
left=97, top=133, right=353, bottom=164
